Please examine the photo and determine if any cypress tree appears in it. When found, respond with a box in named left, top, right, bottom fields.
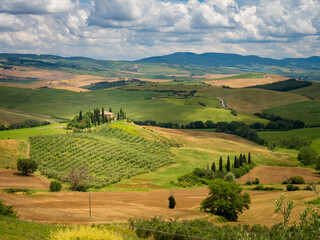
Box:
left=219, top=157, right=223, bottom=172
left=235, top=156, right=239, bottom=168
left=234, top=156, right=237, bottom=168
left=101, top=107, right=105, bottom=123
left=211, top=162, right=216, bottom=172
left=243, top=154, right=247, bottom=164
left=109, top=107, right=112, bottom=113
left=226, top=156, right=231, bottom=172
left=239, top=154, right=243, bottom=167
left=207, top=162, right=209, bottom=173
left=79, top=110, right=82, bottom=121
left=248, top=152, right=251, bottom=164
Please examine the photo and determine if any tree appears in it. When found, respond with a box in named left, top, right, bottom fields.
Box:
left=168, top=193, right=176, bottom=209
left=66, top=165, right=92, bottom=191
left=101, top=107, right=105, bottom=123
left=248, top=152, right=251, bottom=164
left=274, top=194, right=294, bottom=229
left=242, top=154, right=247, bottom=164
left=211, top=162, right=216, bottom=172
left=200, top=179, right=251, bottom=221
left=50, top=180, right=62, bottom=192
left=17, top=159, right=37, bottom=176
left=109, top=107, right=112, bottom=113
left=79, top=110, right=82, bottom=121
left=226, top=156, right=231, bottom=172
left=219, top=157, right=223, bottom=172
left=298, top=147, right=318, bottom=165
left=224, top=172, right=235, bottom=182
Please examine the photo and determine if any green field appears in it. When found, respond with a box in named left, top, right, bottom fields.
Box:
left=258, top=127, right=320, bottom=152
left=30, top=122, right=174, bottom=188
left=264, top=101, right=320, bottom=126
left=290, top=82, right=320, bottom=99
left=214, top=72, right=266, bottom=80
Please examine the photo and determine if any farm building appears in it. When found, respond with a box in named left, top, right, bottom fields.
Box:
left=100, top=111, right=114, bottom=118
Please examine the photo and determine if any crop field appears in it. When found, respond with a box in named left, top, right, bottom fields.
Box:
left=258, top=127, right=320, bottom=151
left=0, top=140, right=27, bottom=168
left=30, top=125, right=174, bottom=188
left=264, top=101, right=320, bottom=125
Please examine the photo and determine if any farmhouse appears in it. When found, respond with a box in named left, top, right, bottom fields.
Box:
left=100, top=111, right=114, bottom=118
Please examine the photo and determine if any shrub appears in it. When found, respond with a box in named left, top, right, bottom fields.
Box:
left=75, top=185, right=87, bottom=192
left=287, top=176, right=305, bottom=184
left=17, top=159, right=37, bottom=176
left=245, top=181, right=252, bottom=185
left=3, top=188, right=32, bottom=195
left=286, top=184, right=300, bottom=191
left=252, top=185, right=281, bottom=191
left=298, top=147, right=318, bottom=165
left=252, top=178, right=260, bottom=184
left=49, top=225, right=123, bottom=240
left=50, top=181, right=62, bottom=192
left=168, top=195, right=176, bottom=209
left=0, top=200, right=17, bottom=217
left=224, top=172, right=235, bottom=182
left=201, top=179, right=251, bottom=221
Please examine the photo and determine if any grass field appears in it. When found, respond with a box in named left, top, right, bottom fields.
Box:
left=0, top=123, right=67, bottom=140
left=289, top=82, right=320, bottom=99
left=264, top=101, right=320, bottom=126
left=258, top=127, right=320, bottom=151
left=0, top=140, right=27, bottom=168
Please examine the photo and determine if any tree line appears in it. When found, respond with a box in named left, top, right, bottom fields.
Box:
left=0, top=119, right=50, bottom=131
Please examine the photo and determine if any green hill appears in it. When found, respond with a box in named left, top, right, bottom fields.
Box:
left=30, top=123, right=174, bottom=188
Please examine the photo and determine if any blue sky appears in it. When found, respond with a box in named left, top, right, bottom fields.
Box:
left=0, top=0, right=319, bottom=60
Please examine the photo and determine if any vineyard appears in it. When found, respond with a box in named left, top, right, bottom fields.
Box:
left=29, top=126, right=175, bottom=188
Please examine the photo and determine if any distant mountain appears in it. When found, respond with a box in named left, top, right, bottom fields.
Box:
left=137, top=52, right=320, bottom=68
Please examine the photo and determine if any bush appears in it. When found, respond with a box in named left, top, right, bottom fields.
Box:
left=298, top=147, right=318, bottom=165
left=252, top=185, right=281, bottom=191
left=168, top=195, right=176, bottom=209
left=252, top=178, right=260, bottom=184
left=201, top=179, right=251, bottom=221
left=50, top=181, right=62, bottom=192
left=17, top=159, right=37, bottom=176
left=75, top=185, right=87, bottom=192
left=286, top=184, right=300, bottom=191
left=224, top=172, right=235, bottom=182
left=3, top=188, right=32, bottom=195
left=287, top=176, right=305, bottom=184
left=0, top=200, right=16, bottom=217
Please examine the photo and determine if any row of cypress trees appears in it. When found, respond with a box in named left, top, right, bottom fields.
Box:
left=211, top=152, right=252, bottom=172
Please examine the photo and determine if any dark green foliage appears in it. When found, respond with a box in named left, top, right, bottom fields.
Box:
left=75, top=185, right=87, bottom=192
left=248, top=152, right=251, bottom=164
left=79, top=110, right=82, bottom=121
left=82, top=79, right=147, bottom=90
left=307, top=197, right=320, bottom=205
left=224, top=172, right=235, bottom=182
left=278, top=136, right=312, bottom=150
left=0, top=201, right=16, bottom=217
left=252, top=185, right=281, bottom=191
left=3, top=188, right=32, bottom=195
left=242, top=154, right=247, bottom=164
left=251, top=178, right=260, bottom=185
left=248, top=79, right=312, bottom=92
left=3, top=119, right=50, bottom=131
left=285, top=176, right=305, bottom=184
left=168, top=195, right=176, bottom=209
left=298, top=147, right=318, bottom=165
left=286, top=184, right=300, bottom=191
left=254, top=113, right=305, bottom=131
left=219, top=157, right=223, bottom=172
left=49, top=180, right=62, bottom=192
left=101, top=107, right=105, bottom=123
left=211, top=162, right=216, bottom=172
left=201, top=179, right=251, bottom=221
left=17, top=159, right=37, bottom=176
left=226, top=156, right=230, bottom=172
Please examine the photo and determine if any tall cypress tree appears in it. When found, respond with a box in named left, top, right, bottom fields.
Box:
left=248, top=152, right=251, bottom=164
left=226, top=156, right=231, bottom=172
left=207, top=162, right=209, bottom=173
left=211, top=162, right=216, bottom=172
left=219, top=157, right=223, bottom=172
left=234, top=156, right=237, bottom=168
left=243, top=154, right=247, bottom=164
left=79, top=110, right=82, bottom=122
left=239, top=154, right=243, bottom=167
left=101, top=107, right=105, bottom=123
left=109, top=107, right=112, bottom=113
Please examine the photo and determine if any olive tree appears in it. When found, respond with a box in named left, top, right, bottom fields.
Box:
left=200, top=179, right=251, bottom=221
left=17, top=159, right=37, bottom=176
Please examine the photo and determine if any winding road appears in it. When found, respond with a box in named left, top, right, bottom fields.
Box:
left=216, top=97, right=226, bottom=108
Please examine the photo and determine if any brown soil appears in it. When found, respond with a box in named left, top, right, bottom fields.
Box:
left=237, top=166, right=320, bottom=184
left=204, top=74, right=289, bottom=88
left=0, top=169, right=49, bottom=190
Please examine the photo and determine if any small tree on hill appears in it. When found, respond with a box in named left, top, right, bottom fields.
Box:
left=226, top=156, right=231, bottom=172
left=109, top=107, right=112, bottom=112
left=201, top=179, right=251, bottom=221
left=66, top=165, right=92, bottom=191
left=17, top=159, right=37, bottom=176
left=50, top=180, right=62, bottom=192
left=298, top=147, right=318, bottom=165
left=248, top=152, right=251, bottom=164
left=79, top=110, right=82, bottom=121
left=275, top=194, right=294, bottom=229
left=211, top=162, right=216, bottom=172
left=243, top=154, right=247, bottom=164
left=219, top=157, right=223, bottom=172
left=168, top=192, right=176, bottom=209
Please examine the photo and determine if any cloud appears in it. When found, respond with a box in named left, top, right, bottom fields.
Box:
left=0, top=0, right=76, bottom=14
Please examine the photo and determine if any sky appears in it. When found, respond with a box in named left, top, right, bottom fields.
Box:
left=0, top=0, right=319, bottom=60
